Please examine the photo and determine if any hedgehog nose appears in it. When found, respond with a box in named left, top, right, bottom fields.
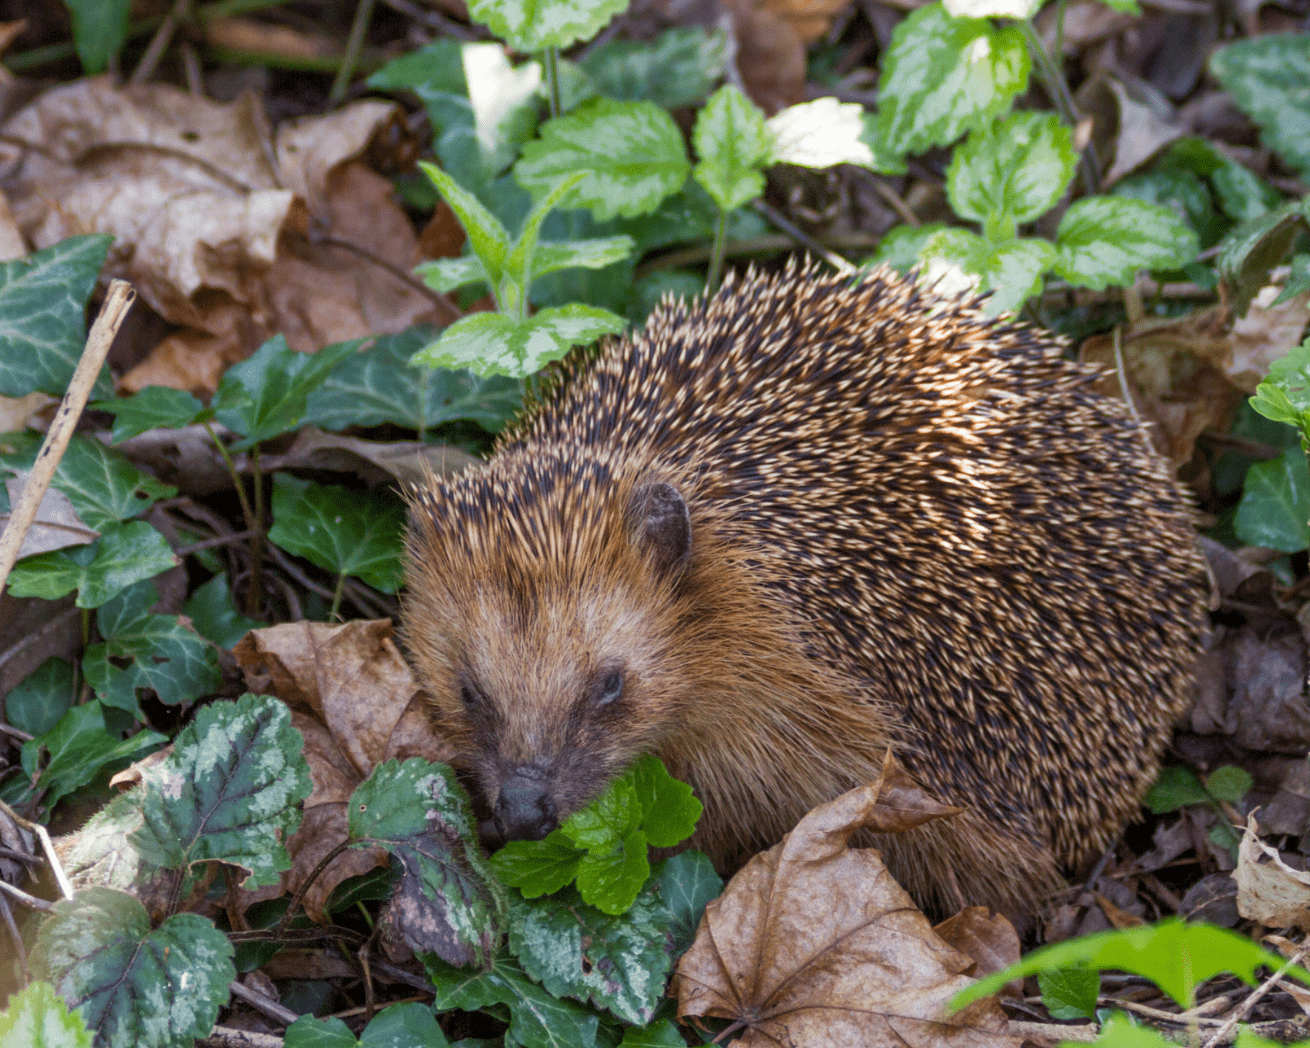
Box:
left=494, top=771, right=558, bottom=841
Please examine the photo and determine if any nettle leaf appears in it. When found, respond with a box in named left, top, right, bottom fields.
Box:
left=182, top=572, right=266, bottom=650
left=866, top=222, right=950, bottom=275
left=0, top=979, right=94, bottom=1048
left=693, top=85, right=770, bottom=213
left=920, top=228, right=1054, bottom=314
left=350, top=759, right=506, bottom=969
left=631, top=753, right=702, bottom=847
left=1038, top=966, right=1100, bottom=1020
left=304, top=327, right=522, bottom=434
left=947, top=112, right=1075, bottom=235
left=1236, top=446, right=1310, bottom=553
left=212, top=335, right=360, bottom=452
left=504, top=172, right=591, bottom=298
left=869, top=3, right=1029, bottom=170
left=1145, top=766, right=1209, bottom=814
left=1054, top=196, right=1199, bottom=291
left=1209, top=34, right=1310, bottom=179
left=516, top=99, right=691, bottom=221
left=509, top=886, right=673, bottom=1025
left=462, top=42, right=543, bottom=178
left=766, top=97, right=875, bottom=169
left=267, top=474, right=406, bottom=593
left=7, top=520, right=179, bottom=609
left=130, top=693, right=311, bottom=888
left=83, top=579, right=222, bottom=716
left=1217, top=200, right=1308, bottom=317
left=581, top=27, right=727, bottom=109
left=426, top=951, right=601, bottom=1048
left=468, top=0, right=628, bottom=50
left=655, top=851, right=722, bottom=956
left=0, top=234, right=113, bottom=400
left=561, top=776, right=642, bottom=853
left=93, top=386, right=213, bottom=444
left=421, top=161, right=513, bottom=285
left=492, top=831, right=585, bottom=897
left=20, top=701, right=166, bottom=812
left=575, top=829, right=651, bottom=915
left=31, top=887, right=234, bottom=1048
left=410, top=305, right=624, bottom=379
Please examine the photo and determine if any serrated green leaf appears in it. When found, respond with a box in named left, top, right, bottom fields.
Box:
left=416, top=255, right=489, bottom=294
left=182, top=572, right=266, bottom=649
left=947, top=112, right=1075, bottom=233
left=1037, top=965, right=1100, bottom=1020
left=52, top=790, right=154, bottom=897
left=654, top=850, right=721, bottom=956
left=304, top=326, right=522, bottom=434
left=1054, top=196, right=1199, bottom=290
left=0, top=979, right=94, bottom=1048
left=1250, top=381, right=1308, bottom=430
left=919, top=228, right=1054, bottom=314
left=1144, top=766, right=1210, bottom=814
left=63, top=0, right=132, bottom=74
left=953, top=919, right=1310, bottom=1011
left=1209, top=34, right=1310, bottom=178
left=692, top=85, right=770, bottom=213
left=350, top=759, right=506, bottom=968
left=508, top=885, right=673, bottom=1025
left=1205, top=765, right=1254, bottom=804
left=531, top=236, right=635, bottom=280
left=7, top=519, right=179, bottom=609
left=581, top=27, right=726, bottom=109
left=516, top=99, right=690, bottom=221
left=0, top=235, right=113, bottom=400
left=426, top=951, right=600, bottom=1048
left=83, top=579, right=221, bottom=716
left=92, top=386, right=213, bottom=445
left=130, top=693, right=311, bottom=888
left=631, top=754, right=701, bottom=847
left=491, top=831, right=584, bottom=897
left=1236, top=446, right=1310, bottom=553
left=561, top=777, right=641, bottom=853
left=419, top=163, right=512, bottom=286
left=212, top=335, right=360, bottom=452
left=410, top=304, right=624, bottom=379
left=466, top=0, right=628, bottom=51
left=5, top=656, right=75, bottom=737
left=505, top=172, right=590, bottom=295
left=766, top=97, right=875, bottom=169
left=869, top=4, right=1029, bottom=169
left=267, top=474, right=406, bottom=593
left=575, top=829, right=650, bottom=915
left=31, top=887, right=235, bottom=1048
left=1216, top=201, right=1307, bottom=317
left=20, top=701, right=166, bottom=812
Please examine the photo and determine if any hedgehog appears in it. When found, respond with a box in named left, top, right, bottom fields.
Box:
left=401, top=263, right=1209, bottom=919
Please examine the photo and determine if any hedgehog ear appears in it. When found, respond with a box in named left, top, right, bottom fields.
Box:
left=629, top=481, right=691, bottom=577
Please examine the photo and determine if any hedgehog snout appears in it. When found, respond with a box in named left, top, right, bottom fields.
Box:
left=493, top=765, right=559, bottom=841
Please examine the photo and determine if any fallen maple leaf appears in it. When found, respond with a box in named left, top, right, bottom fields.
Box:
left=671, top=752, right=1021, bottom=1047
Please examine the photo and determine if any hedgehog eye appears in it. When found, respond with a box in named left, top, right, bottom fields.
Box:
left=593, top=669, right=624, bottom=708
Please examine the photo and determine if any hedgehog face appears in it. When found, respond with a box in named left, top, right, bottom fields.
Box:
left=405, top=471, right=694, bottom=843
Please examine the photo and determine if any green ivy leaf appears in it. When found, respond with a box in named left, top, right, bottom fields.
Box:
left=491, top=831, right=585, bottom=897
left=1209, top=34, right=1310, bottom=178
left=268, top=474, right=406, bottom=593
left=869, top=3, right=1029, bottom=170
left=212, top=334, right=360, bottom=452
left=130, top=693, right=311, bottom=888
left=508, top=885, right=673, bottom=1025
left=7, top=520, right=179, bottom=609
left=1054, top=196, right=1199, bottom=290
left=1235, top=446, right=1310, bottom=552
left=1216, top=201, right=1308, bottom=317
left=692, top=85, right=771, bottom=213
left=1144, top=766, right=1209, bottom=814
left=92, top=386, right=213, bottom=444
left=581, top=27, right=727, bottom=109
left=19, top=701, right=166, bottom=813
left=1037, top=965, right=1100, bottom=1020
left=426, top=951, right=600, bottom=1048
left=350, top=759, right=506, bottom=969
left=467, top=0, right=629, bottom=51
left=83, top=580, right=222, bottom=716
left=31, top=887, right=235, bottom=1048
left=304, top=327, right=522, bottom=435
left=953, top=919, right=1310, bottom=1011
left=358, top=1002, right=450, bottom=1048
left=654, top=851, right=722, bottom=956
left=1205, top=765, right=1254, bottom=804
left=182, top=573, right=266, bottom=649
left=5, top=656, right=75, bottom=738
left=0, top=235, right=113, bottom=399
left=516, top=99, right=691, bottom=220
left=0, top=979, right=94, bottom=1048
left=410, top=304, right=624, bottom=379
left=946, top=112, right=1076, bottom=235
left=631, top=753, right=702, bottom=847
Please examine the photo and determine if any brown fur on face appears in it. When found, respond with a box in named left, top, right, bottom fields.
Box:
left=402, top=263, right=1209, bottom=921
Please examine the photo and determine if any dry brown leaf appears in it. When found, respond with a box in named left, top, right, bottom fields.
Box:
left=0, top=79, right=439, bottom=395
left=1078, top=76, right=1186, bottom=186
left=2, top=471, right=99, bottom=559
left=0, top=391, right=53, bottom=431
left=232, top=619, right=454, bottom=920
left=934, top=908, right=1022, bottom=987
left=727, top=0, right=854, bottom=111
left=672, top=752, right=1019, bottom=1048
left=1235, top=817, right=1310, bottom=931
left=260, top=427, right=482, bottom=488
left=203, top=17, right=343, bottom=64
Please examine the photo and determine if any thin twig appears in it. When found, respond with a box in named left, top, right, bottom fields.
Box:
left=131, top=0, right=193, bottom=85
left=1202, top=944, right=1310, bottom=1048
left=0, top=722, right=33, bottom=743
left=752, top=200, right=857, bottom=276
left=0, top=894, right=27, bottom=982
left=175, top=529, right=260, bottom=558
left=330, top=0, right=377, bottom=104
left=268, top=546, right=338, bottom=603
left=0, top=877, right=56, bottom=913
left=868, top=176, right=920, bottom=227
left=2, top=801, right=75, bottom=900
left=272, top=839, right=351, bottom=937
left=227, top=980, right=300, bottom=1027
left=0, top=281, right=135, bottom=596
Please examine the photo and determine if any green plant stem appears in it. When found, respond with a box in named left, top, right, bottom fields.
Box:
left=203, top=423, right=258, bottom=532
left=1020, top=19, right=1099, bottom=195
left=81, top=608, right=90, bottom=646
left=248, top=446, right=265, bottom=617
left=544, top=46, right=562, bottom=119
left=418, top=367, right=429, bottom=444
left=329, top=573, right=347, bottom=620
left=1052, top=0, right=1067, bottom=79
left=330, top=0, right=377, bottom=104
left=706, top=209, right=728, bottom=293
